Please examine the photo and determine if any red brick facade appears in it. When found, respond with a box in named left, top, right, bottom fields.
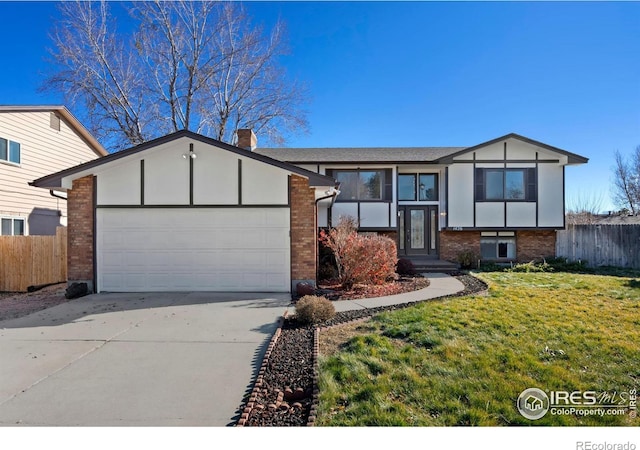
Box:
left=440, top=231, right=481, bottom=263
left=516, top=230, right=556, bottom=261
left=67, top=175, right=95, bottom=291
left=440, top=230, right=556, bottom=263
left=290, top=175, right=317, bottom=288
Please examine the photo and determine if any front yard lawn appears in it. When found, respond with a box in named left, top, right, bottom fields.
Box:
left=317, top=271, right=640, bottom=426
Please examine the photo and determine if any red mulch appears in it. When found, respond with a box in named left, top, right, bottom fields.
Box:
left=316, top=276, right=430, bottom=301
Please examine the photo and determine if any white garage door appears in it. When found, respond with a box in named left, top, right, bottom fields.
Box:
left=96, top=208, right=290, bottom=292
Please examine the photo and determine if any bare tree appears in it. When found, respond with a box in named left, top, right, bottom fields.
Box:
left=611, top=147, right=640, bottom=215
left=43, top=0, right=308, bottom=151
left=45, top=1, right=150, bottom=149
left=566, top=191, right=605, bottom=224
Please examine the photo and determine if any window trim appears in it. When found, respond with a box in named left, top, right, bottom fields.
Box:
left=332, top=168, right=392, bottom=203
left=1, top=217, right=26, bottom=236
left=475, top=167, right=536, bottom=202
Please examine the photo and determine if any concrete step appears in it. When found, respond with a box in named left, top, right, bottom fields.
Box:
left=400, top=258, right=460, bottom=273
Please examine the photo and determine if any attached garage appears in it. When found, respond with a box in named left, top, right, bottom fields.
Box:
left=97, top=208, right=291, bottom=292
left=32, top=130, right=337, bottom=294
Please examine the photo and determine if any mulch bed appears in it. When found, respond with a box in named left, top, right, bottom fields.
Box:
left=316, top=275, right=430, bottom=301
left=236, top=272, right=488, bottom=426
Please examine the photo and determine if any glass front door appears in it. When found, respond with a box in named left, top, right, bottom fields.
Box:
left=398, top=206, right=438, bottom=257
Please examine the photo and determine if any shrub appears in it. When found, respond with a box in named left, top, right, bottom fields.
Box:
left=457, top=250, right=479, bottom=269
left=295, top=295, right=336, bottom=324
left=396, top=258, right=416, bottom=276
left=506, top=261, right=554, bottom=273
left=341, top=234, right=397, bottom=287
left=319, top=216, right=397, bottom=288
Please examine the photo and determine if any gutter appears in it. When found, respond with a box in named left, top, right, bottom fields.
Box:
left=49, top=189, right=67, bottom=201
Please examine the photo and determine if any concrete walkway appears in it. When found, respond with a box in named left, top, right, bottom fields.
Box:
left=330, top=273, right=466, bottom=312
left=0, top=292, right=290, bottom=426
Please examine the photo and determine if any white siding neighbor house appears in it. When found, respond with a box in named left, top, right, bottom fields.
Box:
left=0, top=106, right=106, bottom=235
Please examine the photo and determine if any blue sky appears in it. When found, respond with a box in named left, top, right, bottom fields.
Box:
left=0, top=1, right=638, bottom=212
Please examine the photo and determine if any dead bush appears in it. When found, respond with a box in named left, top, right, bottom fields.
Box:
left=295, top=295, right=336, bottom=325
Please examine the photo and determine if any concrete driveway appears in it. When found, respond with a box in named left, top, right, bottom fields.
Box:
left=0, top=292, right=291, bottom=426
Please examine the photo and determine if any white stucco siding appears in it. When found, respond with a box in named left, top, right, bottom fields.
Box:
left=318, top=204, right=329, bottom=227
left=242, top=158, right=289, bottom=205
left=447, top=164, right=474, bottom=227
left=332, top=203, right=358, bottom=223
left=193, top=143, right=239, bottom=205
left=359, top=203, right=390, bottom=228
left=506, top=203, right=537, bottom=227
left=97, top=159, right=141, bottom=205
left=143, top=142, right=190, bottom=205
left=538, top=164, right=564, bottom=227
left=476, top=202, right=505, bottom=227
left=471, top=142, right=504, bottom=160
left=505, top=140, right=538, bottom=159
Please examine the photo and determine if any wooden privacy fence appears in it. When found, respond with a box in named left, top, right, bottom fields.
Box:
left=556, top=224, right=640, bottom=269
left=0, top=226, right=67, bottom=292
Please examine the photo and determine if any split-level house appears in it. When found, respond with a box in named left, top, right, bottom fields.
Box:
left=0, top=106, right=107, bottom=235
left=255, top=131, right=588, bottom=265
left=32, top=129, right=587, bottom=294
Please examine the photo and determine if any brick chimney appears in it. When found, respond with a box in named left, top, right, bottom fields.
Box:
left=237, top=129, right=257, bottom=151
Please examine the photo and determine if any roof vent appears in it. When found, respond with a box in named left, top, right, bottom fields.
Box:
left=237, top=129, right=257, bottom=151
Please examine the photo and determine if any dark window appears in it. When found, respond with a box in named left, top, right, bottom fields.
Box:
left=475, top=168, right=536, bottom=202
left=398, top=173, right=438, bottom=201
left=9, top=141, right=20, bottom=164
left=1, top=218, right=25, bottom=235
left=335, top=169, right=390, bottom=201
left=419, top=174, right=438, bottom=201
left=398, top=174, right=416, bottom=201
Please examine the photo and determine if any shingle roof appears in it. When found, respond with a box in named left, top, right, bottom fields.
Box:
left=254, top=133, right=589, bottom=165
left=254, top=146, right=466, bottom=164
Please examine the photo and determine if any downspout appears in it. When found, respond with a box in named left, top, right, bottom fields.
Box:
left=315, top=186, right=340, bottom=283
left=49, top=190, right=67, bottom=218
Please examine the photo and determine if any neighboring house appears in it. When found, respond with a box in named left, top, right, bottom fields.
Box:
left=0, top=106, right=107, bottom=235
left=256, top=132, right=588, bottom=264
left=32, top=130, right=337, bottom=293
left=32, top=129, right=588, bottom=294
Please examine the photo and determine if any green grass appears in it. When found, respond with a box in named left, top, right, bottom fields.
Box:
left=317, top=271, right=640, bottom=426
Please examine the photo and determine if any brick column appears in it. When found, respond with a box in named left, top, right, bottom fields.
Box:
left=67, top=175, right=95, bottom=292
left=290, top=175, right=317, bottom=291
